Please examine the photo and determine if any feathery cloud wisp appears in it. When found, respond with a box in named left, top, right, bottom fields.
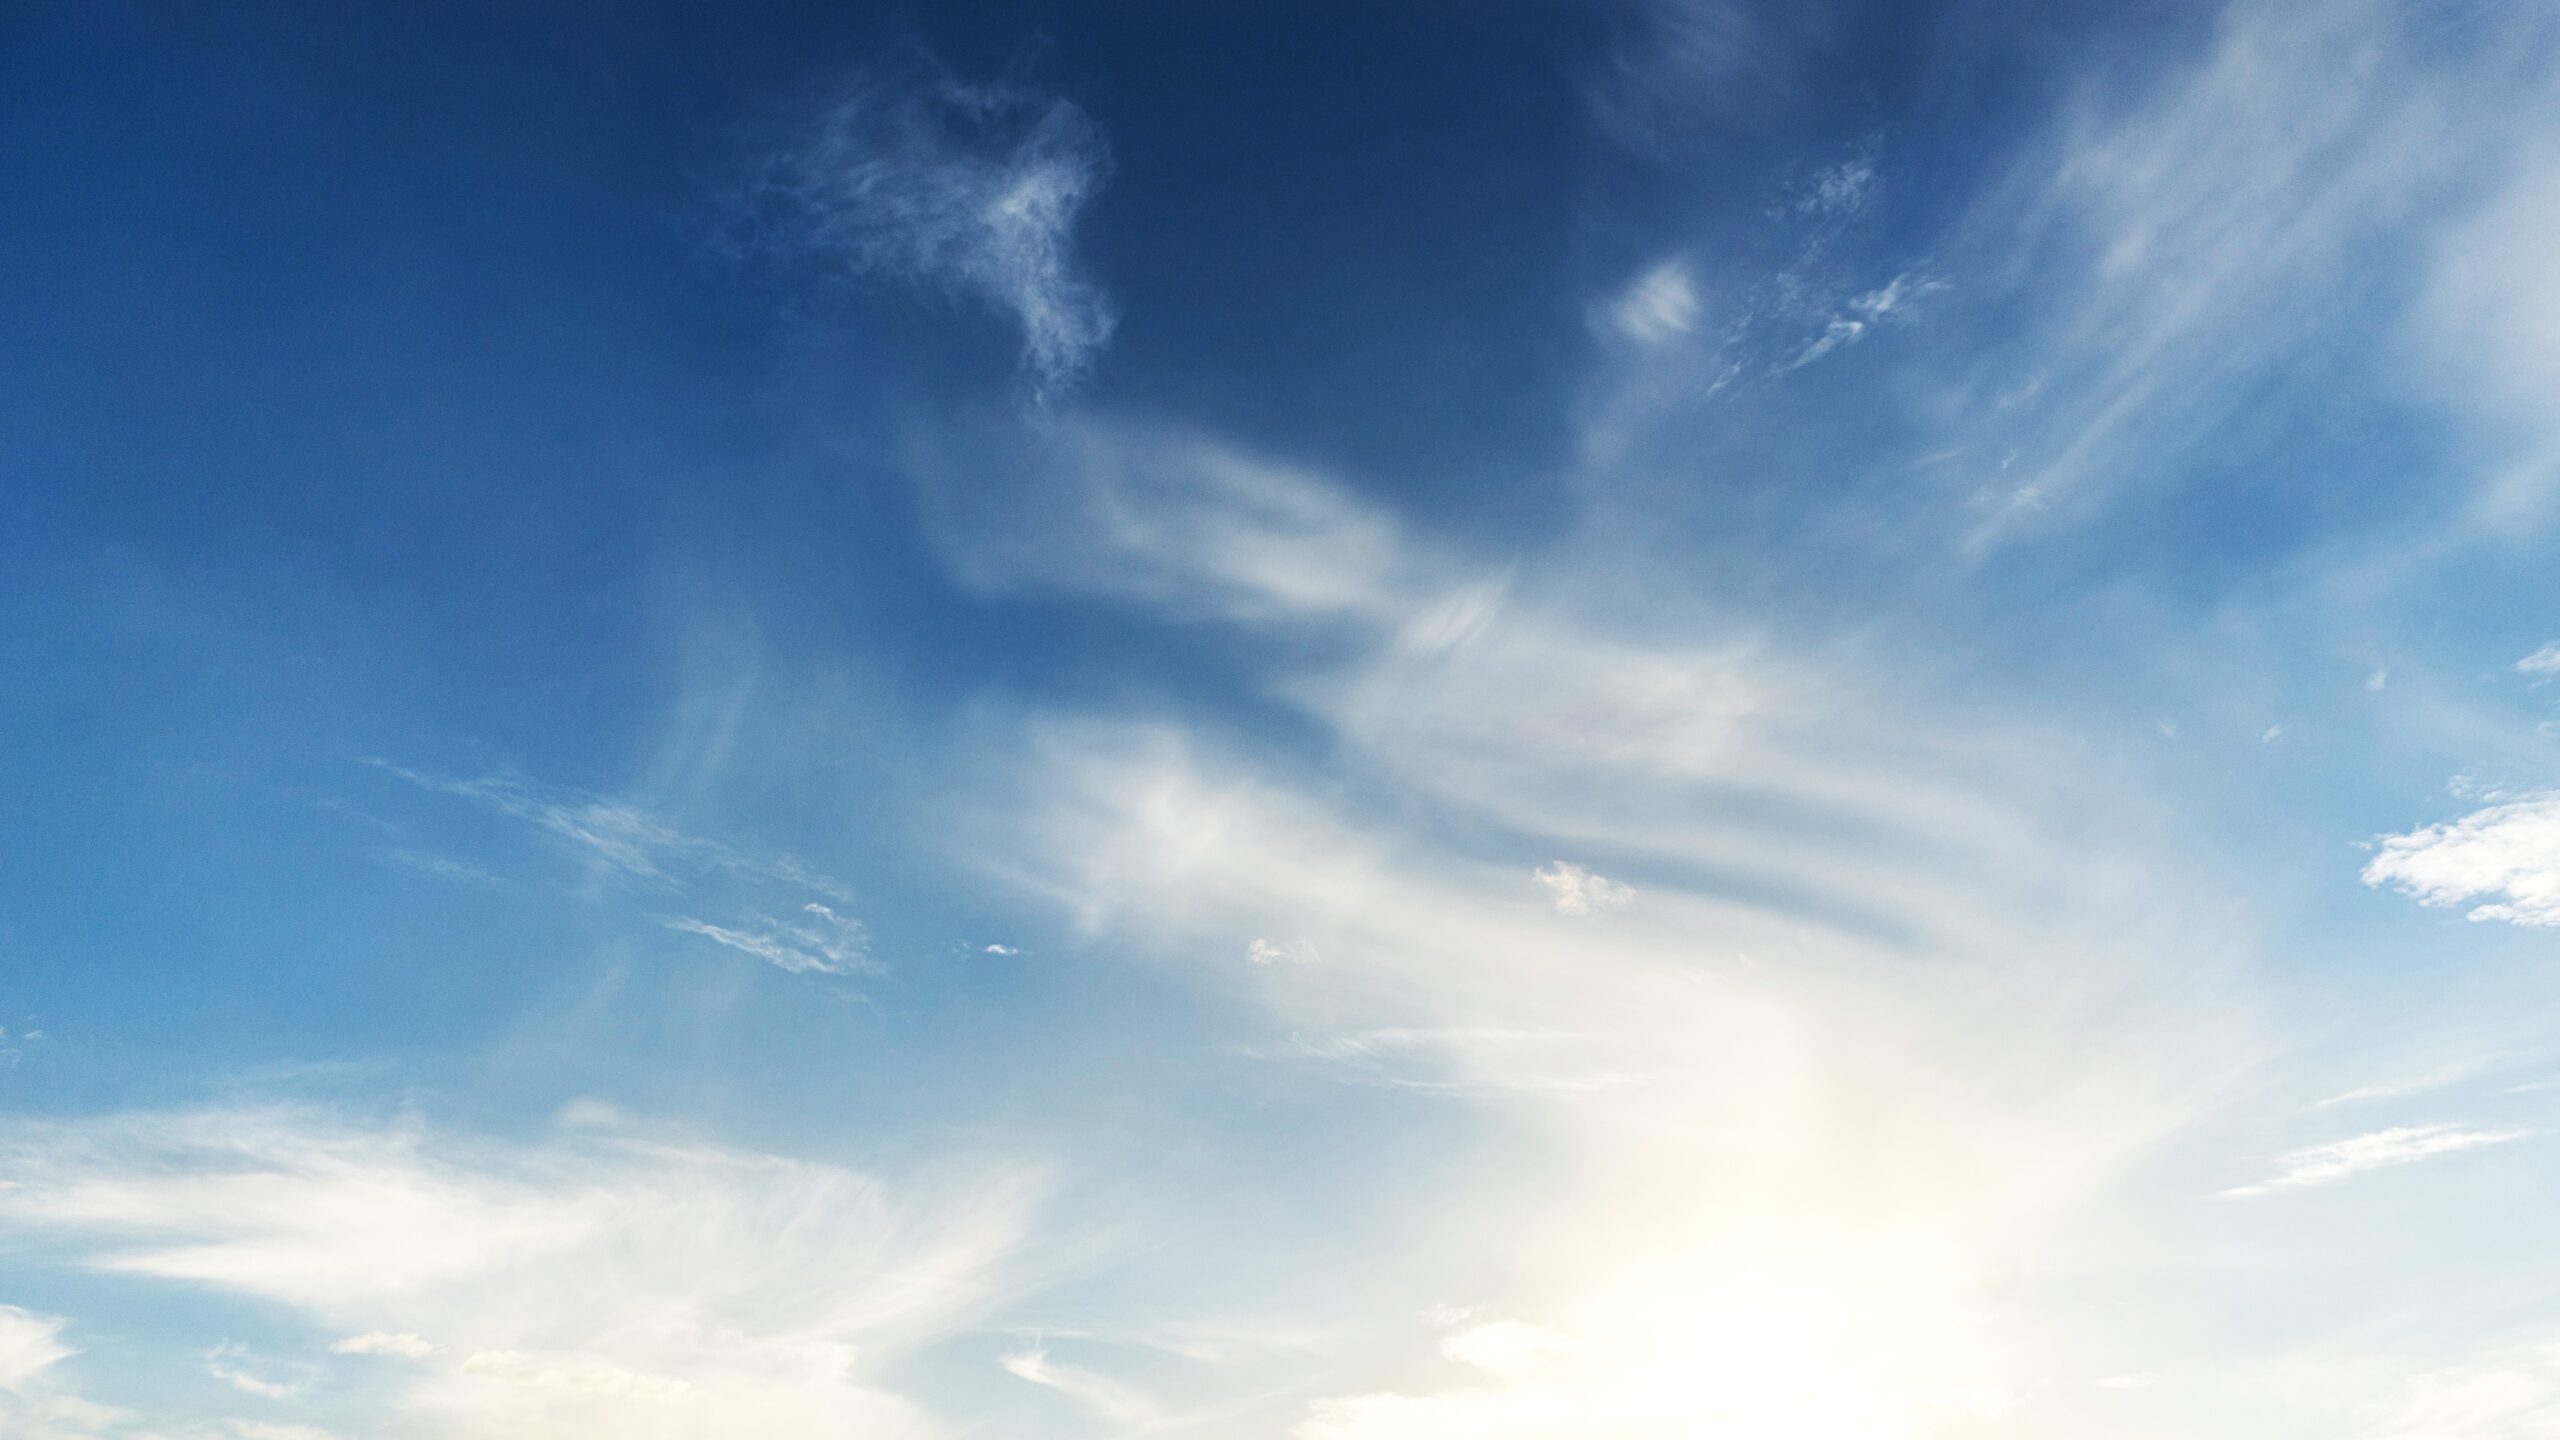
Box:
left=2223, top=1124, right=2530, bottom=1197
left=732, top=68, right=1115, bottom=400
left=0, top=1107, right=1047, bottom=1438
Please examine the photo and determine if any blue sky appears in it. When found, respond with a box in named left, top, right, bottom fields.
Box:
left=6, top=0, right=2560, bottom=1434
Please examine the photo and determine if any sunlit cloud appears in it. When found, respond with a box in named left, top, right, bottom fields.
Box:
left=2222, top=1123, right=2532, bottom=1197
left=2363, top=791, right=2560, bottom=927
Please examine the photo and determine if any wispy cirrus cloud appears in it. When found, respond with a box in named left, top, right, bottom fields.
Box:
left=0, top=1107, right=1047, bottom=1438
left=2363, top=791, right=2560, bottom=927
left=660, top=903, right=873, bottom=976
left=2223, top=1123, right=2531, bottom=1198
left=728, top=65, right=1115, bottom=401
left=367, top=762, right=854, bottom=902
left=932, top=407, right=2260, bottom=1436
left=998, top=1346, right=1157, bottom=1428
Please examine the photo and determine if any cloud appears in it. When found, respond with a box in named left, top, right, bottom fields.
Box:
left=1246, top=937, right=1319, bottom=966
left=2517, top=643, right=2560, bottom=677
left=1271, top=1028, right=1628, bottom=1100
left=1438, top=1319, right=1571, bottom=1380
left=370, top=848, right=517, bottom=890
left=946, top=414, right=2262, bottom=1438
left=1797, top=150, right=1878, bottom=217
left=0, top=1306, right=72, bottom=1392
left=730, top=66, right=1115, bottom=399
left=2316, top=1060, right=2493, bottom=1108
left=204, top=1345, right=309, bottom=1401
left=1532, top=862, right=1633, bottom=916
left=0, top=1107, right=1047, bottom=1438
left=2356, top=1339, right=2560, bottom=1439
left=2362, top=792, right=2560, bottom=927
left=661, top=902, right=873, bottom=976
left=2411, top=144, right=2560, bottom=522
left=998, top=1348, right=1156, bottom=1427
left=1941, top=0, right=2550, bottom=543
left=331, top=1332, right=436, bottom=1359
left=1609, top=261, right=1700, bottom=344
left=370, top=762, right=854, bottom=902
left=2223, top=1124, right=2531, bottom=1197
left=905, top=412, right=1415, bottom=623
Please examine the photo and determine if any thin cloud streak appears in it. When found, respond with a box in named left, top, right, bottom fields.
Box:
left=2223, top=1124, right=2531, bottom=1197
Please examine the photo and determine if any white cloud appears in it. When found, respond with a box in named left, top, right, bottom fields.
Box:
left=2356, top=1339, right=2560, bottom=1439
left=1784, top=316, right=1865, bottom=370
left=204, top=1344, right=308, bottom=1401
left=999, top=1348, right=1156, bottom=1427
left=0, top=1108, right=1046, bottom=1439
left=1247, top=937, right=1319, bottom=966
left=2518, top=643, right=2560, bottom=677
left=907, top=413, right=1415, bottom=624
left=371, top=763, right=855, bottom=903
left=2316, top=1058, right=2495, bottom=1108
left=729, top=68, right=1115, bottom=400
left=1610, top=261, right=1700, bottom=344
left=2223, top=1124, right=2531, bottom=1197
left=224, top=1423, right=344, bottom=1440
left=2412, top=145, right=2560, bottom=522
left=1949, top=0, right=2534, bottom=542
left=0, top=1306, right=72, bottom=1392
left=1799, top=151, right=1877, bottom=217
left=661, top=902, right=873, bottom=976
left=331, top=1332, right=437, bottom=1359
left=2363, top=792, right=2560, bottom=927
left=1532, top=862, right=1632, bottom=916
left=948, top=416, right=2266, bottom=1439
left=1273, top=1028, right=1626, bottom=1100
left=1438, top=1320, right=1571, bottom=1379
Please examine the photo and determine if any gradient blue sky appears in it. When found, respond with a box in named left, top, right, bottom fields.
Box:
left=7, top=1, right=2560, bottom=1435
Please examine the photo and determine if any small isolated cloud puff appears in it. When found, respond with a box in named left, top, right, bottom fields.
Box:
left=1533, top=862, right=1632, bottom=915
left=1247, top=937, right=1319, bottom=966
left=1610, top=260, right=1700, bottom=344
left=2222, top=1123, right=2530, bottom=1197
left=2362, top=791, right=2560, bottom=927
left=731, top=67, right=1115, bottom=400
left=2517, top=642, right=2560, bottom=677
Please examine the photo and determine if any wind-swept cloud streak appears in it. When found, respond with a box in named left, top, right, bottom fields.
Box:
left=925, top=404, right=2264, bottom=1436
left=2222, top=1124, right=2532, bottom=1198
left=368, top=762, right=855, bottom=902
left=727, top=65, right=1115, bottom=401
left=0, top=1108, right=1049, bottom=1438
